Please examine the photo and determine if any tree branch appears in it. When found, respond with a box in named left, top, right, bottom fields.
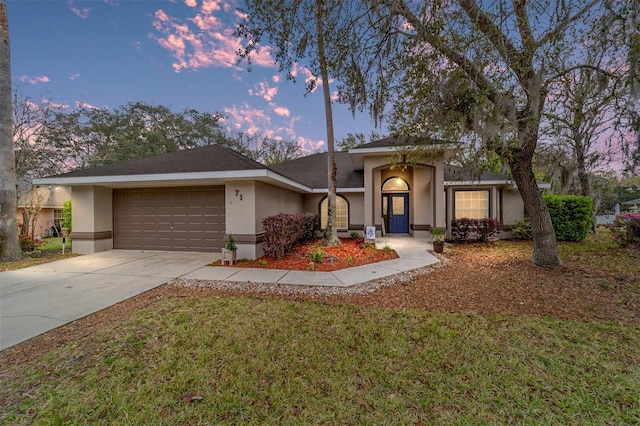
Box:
left=387, top=0, right=501, bottom=105
left=458, top=0, right=522, bottom=73
left=535, top=0, right=600, bottom=49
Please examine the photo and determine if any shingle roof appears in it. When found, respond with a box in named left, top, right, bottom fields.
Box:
left=39, top=143, right=510, bottom=189
left=269, top=151, right=364, bottom=189
left=47, top=144, right=266, bottom=178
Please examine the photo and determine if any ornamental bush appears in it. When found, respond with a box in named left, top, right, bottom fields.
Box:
left=262, top=213, right=318, bottom=259
left=19, top=235, right=43, bottom=252
left=510, top=217, right=532, bottom=240
left=62, top=200, right=72, bottom=234
left=450, top=218, right=502, bottom=243
left=544, top=194, right=593, bottom=242
left=610, top=212, right=640, bottom=246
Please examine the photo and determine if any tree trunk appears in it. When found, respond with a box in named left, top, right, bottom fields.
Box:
left=0, top=0, right=21, bottom=260
left=574, top=136, right=591, bottom=197
left=510, top=157, right=561, bottom=266
left=315, top=0, right=339, bottom=246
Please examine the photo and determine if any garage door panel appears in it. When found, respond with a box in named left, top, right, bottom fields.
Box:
left=114, top=187, right=225, bottom=252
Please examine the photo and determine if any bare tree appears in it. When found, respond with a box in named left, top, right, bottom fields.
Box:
left=0, top=0, right=20, bottom=259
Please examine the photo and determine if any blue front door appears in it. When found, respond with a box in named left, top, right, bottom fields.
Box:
left=388, top=194, right=409, bottom=233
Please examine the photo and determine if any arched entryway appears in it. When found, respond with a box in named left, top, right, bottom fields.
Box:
left=382, top=176, right=410, bottom=233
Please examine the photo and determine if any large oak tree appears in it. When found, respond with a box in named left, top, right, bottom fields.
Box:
left=341, top=0, right=636, bottom=266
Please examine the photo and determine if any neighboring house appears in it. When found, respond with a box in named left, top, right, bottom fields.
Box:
left=34, top=137, right=545, bottom=258
left=17, top=186, right=71, bottom=238
left=622, top=198, right=640, bottom=212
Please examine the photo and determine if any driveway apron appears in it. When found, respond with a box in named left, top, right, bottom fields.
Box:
left=0, top=250, right=216, bottom=351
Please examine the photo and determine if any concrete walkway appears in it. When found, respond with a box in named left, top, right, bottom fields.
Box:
left=182, top=235, right=438, bottom=287
left=1, top=236, right=437, bottom=351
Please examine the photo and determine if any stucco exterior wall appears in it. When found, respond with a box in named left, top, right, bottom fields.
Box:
left=225, top=180, right=257, bottom=259
left=501, top=187, right=525, bottom=226
left=255, top=181, right=304, bottom=230
left=71, top=186, right=113, bottom=254
left=225, top=180, right=304, bottom=259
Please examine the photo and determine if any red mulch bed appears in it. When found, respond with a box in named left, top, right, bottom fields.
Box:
left=215, top=238, right=398, bottom=271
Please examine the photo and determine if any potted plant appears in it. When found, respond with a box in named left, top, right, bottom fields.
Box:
left=221, top=234, right=237, bottom=265
left=430, top=227, right=445, bottom=253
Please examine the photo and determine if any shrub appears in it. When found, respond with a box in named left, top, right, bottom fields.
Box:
left=225, top=235, right=237, bottom=251
left=510, top=217, right=532, bottom=240
left=262, top=213, right=318, bottom=259
left=610, top=212, right=640, bottom=246
left=308, top=247, right=325, bottom=263
left=62, top=200, right=72, bottom=234
left=544, top=194, right=593, bottom=242
left=451, top=218, right=502, bottom=243
left=349, top=231, right=359, bottom=239
left=20, top=235, right=43, bottom=252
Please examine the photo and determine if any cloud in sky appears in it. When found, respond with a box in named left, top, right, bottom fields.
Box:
left=19, top=75, right=50, bottom=85
left=272, top=105, right=290, bottom=117
left=68, top=0, right=91, bottom=19
left=69, top=73, right=81, bottom=80
left=150, top=1, right=274, bottom=73
left=222, top=103, right=271, bottom=135
left=248, top=81, right=278, bottom=101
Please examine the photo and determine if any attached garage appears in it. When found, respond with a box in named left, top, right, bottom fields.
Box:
left=113, top=186, right=225, bottom=252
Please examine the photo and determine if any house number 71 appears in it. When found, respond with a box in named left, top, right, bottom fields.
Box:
left=235, top=190, right=243, bottom=201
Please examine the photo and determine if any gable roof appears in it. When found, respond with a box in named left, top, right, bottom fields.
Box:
left=269, top=151, right=364, bottom=189
left=34, top=142, right=523, bottom=191
left=49, top=144, right=266, bottom=178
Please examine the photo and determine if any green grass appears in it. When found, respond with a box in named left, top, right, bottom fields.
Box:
left=39, top=237, right=72, bottom=252
left=0, top=237, right=76, bottom=271
left=2, top=297, right=639, bottom=424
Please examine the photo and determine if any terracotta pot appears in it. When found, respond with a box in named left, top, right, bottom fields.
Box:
left=432, top=241, right=445, bottom=254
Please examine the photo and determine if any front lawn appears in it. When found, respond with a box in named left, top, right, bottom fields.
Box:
left=0, top=296, right=638, bottom=424
left=0, top=237, right=77, bottom=272
left=1, top=230, right=638, bottom=424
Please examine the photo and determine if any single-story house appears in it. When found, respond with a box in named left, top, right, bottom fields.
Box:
left=34, top=137, right=543, bottom=258
left=622, top=198, right=640, bottom=212
left=17, top=185, right=71, bottom=238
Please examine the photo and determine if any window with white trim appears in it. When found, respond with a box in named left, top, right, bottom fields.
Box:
left=320, top=195, right=348, bottom=229
left=53, top=209, right=64, bottom=228
left=454, top=190, right=489, bottom=219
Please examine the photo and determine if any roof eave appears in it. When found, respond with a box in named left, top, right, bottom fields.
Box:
left=33, top=169, right=315, bottom=193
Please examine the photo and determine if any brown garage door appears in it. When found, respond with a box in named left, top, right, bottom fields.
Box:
left=113, top=187, right=225, bottom=252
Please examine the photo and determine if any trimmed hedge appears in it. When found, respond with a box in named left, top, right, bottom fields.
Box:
left=262, top=213, right=318, bottom=259
left=544, top=194, right=593, bottom=242
left=450, top=218, right=502, bottom=243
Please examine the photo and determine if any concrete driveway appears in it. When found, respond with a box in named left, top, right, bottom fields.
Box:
left=0, top=250, right=217, bottom=351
